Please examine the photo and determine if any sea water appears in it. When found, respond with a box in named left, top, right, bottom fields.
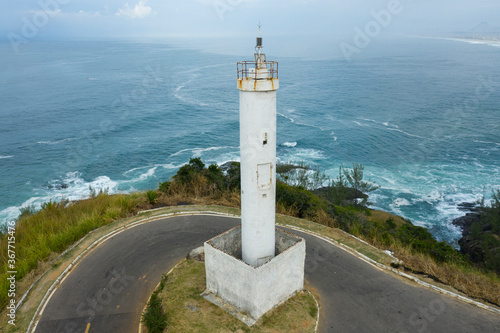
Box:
left=0, top=37, right=499, bottom=246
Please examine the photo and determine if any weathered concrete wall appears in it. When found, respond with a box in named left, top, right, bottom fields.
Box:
left=208, top=226, right=242, bottom=259
left=204, top=226, right=305, bottom=321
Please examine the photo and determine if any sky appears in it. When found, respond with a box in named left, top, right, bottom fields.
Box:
left=1, top=0, right=499, bottom=42
left=1, top=0, right=499, bottom=58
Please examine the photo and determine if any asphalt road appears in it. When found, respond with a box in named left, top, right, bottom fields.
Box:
left=34, top=215, right=500, bottom=333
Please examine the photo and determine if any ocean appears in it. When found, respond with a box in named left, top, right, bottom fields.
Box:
left=1, top=37, right=499, bottom=246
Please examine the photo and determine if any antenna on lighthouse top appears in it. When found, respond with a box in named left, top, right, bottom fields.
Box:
left=255, top=22, right=265, bottom=67
left=256, top=23, right=263, bottom=51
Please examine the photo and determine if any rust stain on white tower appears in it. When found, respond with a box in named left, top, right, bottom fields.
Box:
left=237, top=30, right=279, bottom=267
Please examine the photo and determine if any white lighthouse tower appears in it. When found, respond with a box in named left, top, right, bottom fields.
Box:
left=203, top=31, right=305, bottom=324
left=238, top=30, right=279, bottom=267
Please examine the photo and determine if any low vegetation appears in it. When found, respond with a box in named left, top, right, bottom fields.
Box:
left=455, top=191, right=500, bottom=274
left=0, top=157, right=498, bottom=313
left=0, top=191, right=140, bottom=309
left=142, top=274, right=168, bottom=333
left=148, top=259, right=317, bottom=332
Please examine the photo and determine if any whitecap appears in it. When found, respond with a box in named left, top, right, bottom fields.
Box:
left=158, top=163, right=181, bottom=170
left=169, top=146, right=237, bottom=158
left=37, top=138, right=76, bottom=145
left=473, top=140, right=500, bottom=146
left=385, top=127, right=425, bottom=139
left=123, top=166, right=150, bottom=176
left=0, top=206, right=22, bottom=225
left=173, top=73, right=209, bottom=107
left=279, top=112, right=327, bottom=131
left=280, top=148, right=325, bottom=161
left=175, top=83, right=185, bottom=92
left=278, top=113, right=295, bottom=123
left=282, top=142, right=297, bottom=148
left=0, top=172, right=121, bottom=226
left=393, top=198, right=411, bottom=207
left=0, top=155, right=13, bottom=159
left=138, top=167, right=157, bottom=181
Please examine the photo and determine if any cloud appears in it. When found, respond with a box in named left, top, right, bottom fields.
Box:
left=77, top=10, right=102, bottom=18
left=116, top=0, right=153, bottom=19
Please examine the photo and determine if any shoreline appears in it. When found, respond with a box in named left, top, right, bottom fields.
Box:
left=419, top=35, right=500, bottom=46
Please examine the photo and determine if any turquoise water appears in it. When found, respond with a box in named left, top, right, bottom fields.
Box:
left=1, top=37, right=499, bottom=245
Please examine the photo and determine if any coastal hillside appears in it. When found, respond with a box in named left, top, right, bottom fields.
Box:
left=1, top=158, right=498, bottom=312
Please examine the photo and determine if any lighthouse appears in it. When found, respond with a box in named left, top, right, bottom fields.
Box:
left=237, top=31, right=279, bottom=267
left=203, top=31, right=305, bottom=324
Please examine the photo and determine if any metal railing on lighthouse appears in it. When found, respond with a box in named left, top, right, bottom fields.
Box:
left=237, top=61, right=278, bottom=80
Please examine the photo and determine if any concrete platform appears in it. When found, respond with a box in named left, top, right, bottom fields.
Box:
left=203, top=225, right=305, bottom=324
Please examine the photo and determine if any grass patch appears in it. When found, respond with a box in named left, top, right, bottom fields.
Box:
left=157, top=259, right=317, bottom=333
left=142, top=275, right=168, bottom=332
left=0, top=192, right=140, bottom=309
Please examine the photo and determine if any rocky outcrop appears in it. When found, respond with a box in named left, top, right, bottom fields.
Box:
left=452, top=202, right=499, bottom=272
left=452, top=203, right=484, bottom=262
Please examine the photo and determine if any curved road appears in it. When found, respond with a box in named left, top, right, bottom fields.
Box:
left=34, top=215, right=499, bottom=333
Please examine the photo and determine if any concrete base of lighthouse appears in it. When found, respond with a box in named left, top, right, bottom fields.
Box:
left=202, top=225, right=305, bottom=325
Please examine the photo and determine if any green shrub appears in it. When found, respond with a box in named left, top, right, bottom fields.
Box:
left=276, top=181, right=327, bottom=218
left=173, top=158, right=206, bottom=184
left=385, top=217, right=397, bottom=231
left=225, top=162, right=241, bottom=190
left=142, top=275, right=168, bottom=333
left=145, top=190, right=158, bottom=205
left=206, top=164, right=225, bottom=188
left=158, top=181, right=170, bottom=193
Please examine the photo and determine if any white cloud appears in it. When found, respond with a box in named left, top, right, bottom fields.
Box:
left=77, top=10, right=101, bottom=18
left=116, top=0, right=153, bottom=19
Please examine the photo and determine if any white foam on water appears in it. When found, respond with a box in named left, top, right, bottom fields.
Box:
left=278, top=112, right=296, bottom=123
left=474, top=140, right=500, bottom=146
left=173, top=70, right=211, bottom=107
left=278, top=112, right=326, bottom=131
left=0, top=172, right=120, bottom=225
left=0, top=155, right=13, bottom=159
left=385, top=127, right=426, bottom=139
left=0, top=206, right=22, bottom=225
left=214, top=152, right=240, bottom=165
left=139, top=167, right=157, bottom=181
left=282, top=142, right=297, bottom=148
left=169, top=146, right=237, bottom=158
left=279, top=148, right=325, bottom=162
left=393, top=198, right=411, bottom=207
left=36, top=137, right=76, bottom=145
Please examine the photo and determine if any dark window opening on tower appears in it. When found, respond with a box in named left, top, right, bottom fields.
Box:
left=263, top=133, right=268, bottom=145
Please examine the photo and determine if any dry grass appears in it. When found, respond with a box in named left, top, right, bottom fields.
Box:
left=310, top=208, right=336, bottom=228
left=394, top=246, right=500, bottom=306
left=157, top=259, right=317, bottom=333
left=152, top=183, right=241, bottom=210
left=367, top=209, right=408, bottom=227
left=0, top=192, right=140, bottom=309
